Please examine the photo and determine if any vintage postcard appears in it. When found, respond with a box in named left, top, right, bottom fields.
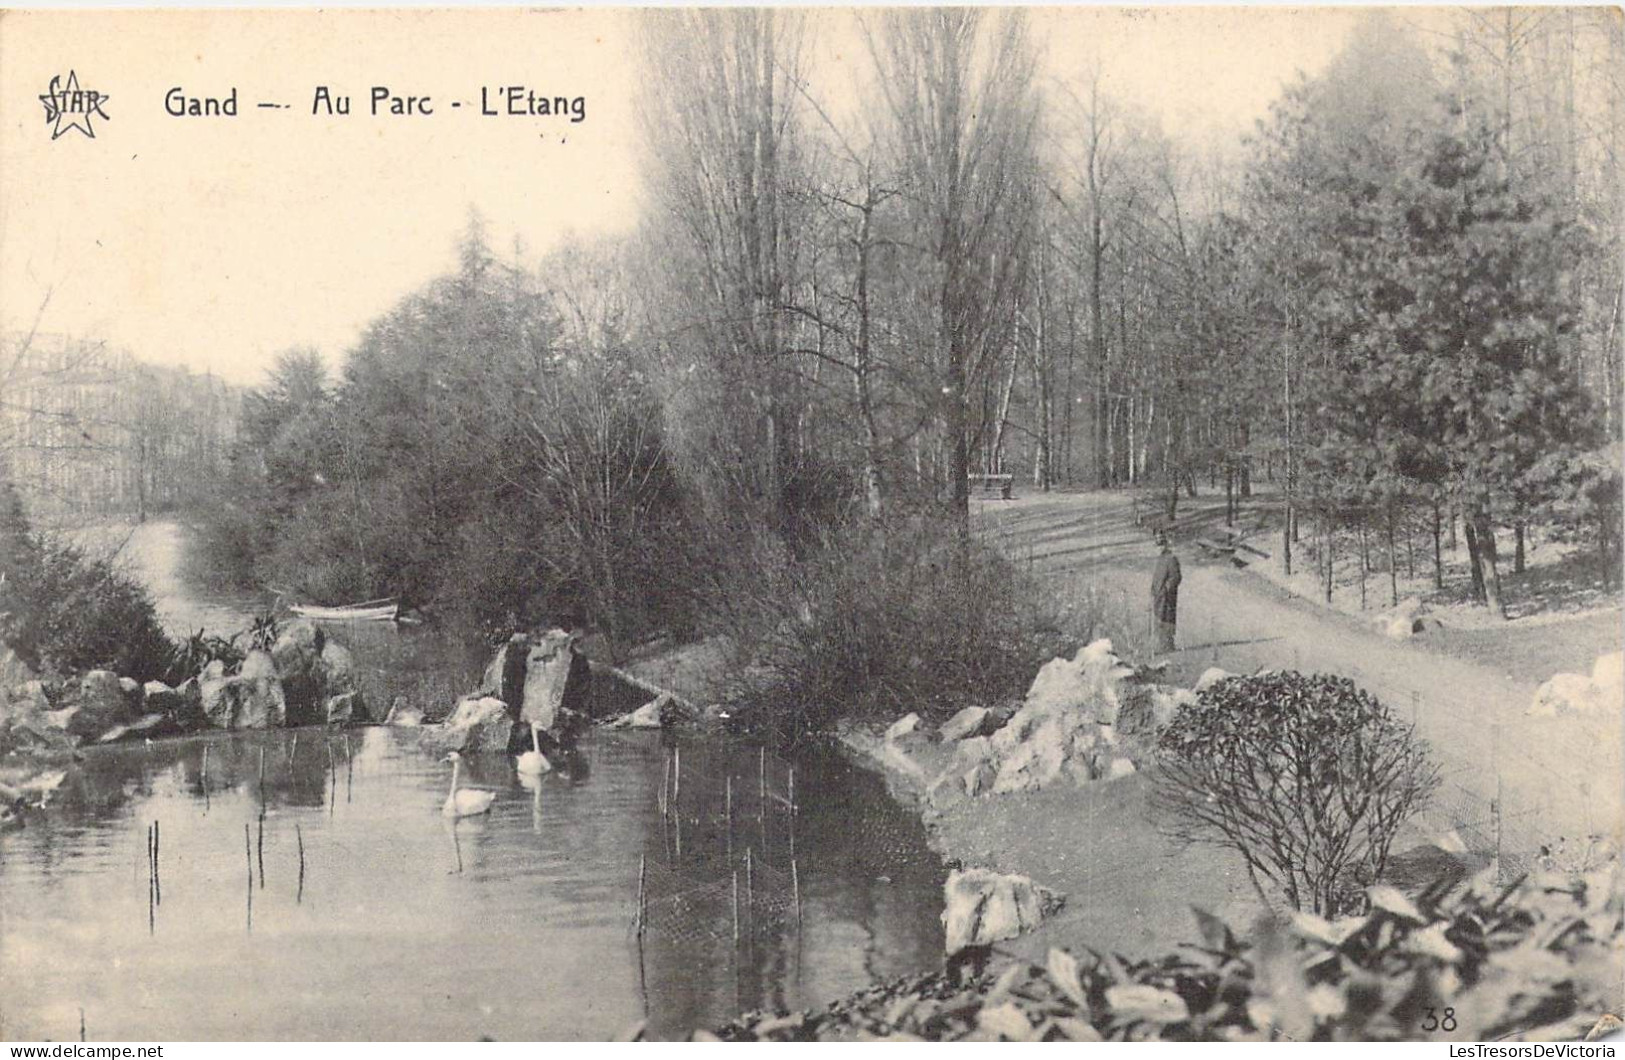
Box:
left=1, top=5, right=1622, bottom=1045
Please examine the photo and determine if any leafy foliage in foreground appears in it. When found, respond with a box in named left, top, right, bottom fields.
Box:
left=1154, top=671, right=1440, bottom=914
left=706, top=867, right=1622, bottom=1041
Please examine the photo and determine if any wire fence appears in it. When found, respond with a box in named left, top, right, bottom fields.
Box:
left=634, top=744, right=804, bottom=950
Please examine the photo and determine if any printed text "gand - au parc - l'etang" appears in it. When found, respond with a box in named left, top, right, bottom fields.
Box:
left=164, top=86, right=587, bottom=121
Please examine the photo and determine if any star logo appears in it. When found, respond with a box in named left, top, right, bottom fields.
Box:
left=39, top=71, right=110, bottom=140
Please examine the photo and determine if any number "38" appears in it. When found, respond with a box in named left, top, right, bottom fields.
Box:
left=1422, top=1007, right=1458, bottom=1032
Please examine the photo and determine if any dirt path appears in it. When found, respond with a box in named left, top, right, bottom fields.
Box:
left=974, top=489, right=1623, bottom=868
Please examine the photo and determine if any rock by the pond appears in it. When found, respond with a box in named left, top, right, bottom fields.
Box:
left=1021, top=639, right=1135, bottom=726
left=609, top=692, right=672, bottom=730
left=480, top=633, right=531, bottom=709
left=7, top=680, right=51, bottom=715
left=202, top=651, right=287, bottom=729
left=941, top=868, right=1064, bottom=954
left=980, top=640, right=1143, bottom=796
left=939, top=706, right=994, bottom=742
left=236, top=650, right=287, bottom=728
left=118, top=676, right=144, bottom=713
left=427, top=694, right=513, bottom=753
left=1193, top=667, right=1232, bottom=693
left=324, top=690, right=368, bottom=726
left=0, top=646, right=37, bottom=689
left=143, top=679, right=205, bottom=728
left=384, top=696, right=424, bottom=727
left=271, top=620, right=327, bottom=724
left=77, top=670, right=132, bottom=732
left=519, top=630, right=589, bottom=734
left=886, top=712, right=924, bottom=742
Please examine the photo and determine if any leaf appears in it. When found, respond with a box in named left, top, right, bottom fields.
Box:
left=1052, top=1017, right=1104, bottom=1042
left=1047, top=948, right=1088, bottom=1010
left=1368, top=885, right=1425, bottom=922
left=1105, top=984, right=1191, bottom=1025
left=1404, top=923, right=1464, bottom=964
left=1192, top=906, right=1237, bottom=953
left=978, top=1002, right=1037, bottom=1041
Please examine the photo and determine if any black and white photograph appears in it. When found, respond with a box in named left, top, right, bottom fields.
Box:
left=1, top=5, right=1622, bottom=1044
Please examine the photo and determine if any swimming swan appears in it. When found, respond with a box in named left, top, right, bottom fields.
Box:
left=441, top=752, right=496, bottom=817
left=515, top=723, right=552, bottom=776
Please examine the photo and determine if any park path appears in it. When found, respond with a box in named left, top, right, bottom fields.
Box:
left=974, top=489, right=1623, bottom=866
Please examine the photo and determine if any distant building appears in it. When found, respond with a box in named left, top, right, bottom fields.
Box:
left=1, top=332, right=241, bottom=521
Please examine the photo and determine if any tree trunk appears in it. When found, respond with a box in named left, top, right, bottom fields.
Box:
left=1513, top=521, right=1526, bottom=574
left=1471, top=510, right=1507, bottom=620
left=1358, top=517, right=1369, bottom=610
left=1386, top=502, right=1399, bottom=607
left=1322, top=512, right=1334, bottom=604
left=1431, top=499, right=1444, bottom=590
left=1463, top=517, right=1486, bottom=603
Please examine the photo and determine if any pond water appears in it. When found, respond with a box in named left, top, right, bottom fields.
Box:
left=0, top=523, right=945, bottom=1041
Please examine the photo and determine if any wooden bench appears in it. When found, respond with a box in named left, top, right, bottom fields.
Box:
left=968, top=473, right=1014, bottom=500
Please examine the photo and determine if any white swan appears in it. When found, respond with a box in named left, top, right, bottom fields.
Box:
left=441, top=752, right=496, bottom=817
left=515, top=722, right=552, bottom=776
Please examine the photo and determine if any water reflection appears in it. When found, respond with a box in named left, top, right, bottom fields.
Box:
left=0, top=729, right=943, bottom=1041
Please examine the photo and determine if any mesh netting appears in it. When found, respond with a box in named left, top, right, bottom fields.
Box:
left=636, top=746, right=805, bottom=948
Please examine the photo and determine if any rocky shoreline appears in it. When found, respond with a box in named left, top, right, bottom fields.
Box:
left=690, top=639, right=1623, bottom=1043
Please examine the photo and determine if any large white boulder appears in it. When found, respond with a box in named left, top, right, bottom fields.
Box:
left=941, top=868, right=1064, bottom=954
left=520, top=630, right=588, bottom=734
left=1022, top=639, right=1135, bottom=725
left=1528, top=672, right=1618, bottom=718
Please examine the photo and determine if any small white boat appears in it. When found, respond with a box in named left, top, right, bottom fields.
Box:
left=289, top=597, right=399, bottom=622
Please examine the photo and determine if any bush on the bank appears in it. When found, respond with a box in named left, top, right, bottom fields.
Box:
left=3, top=533, right=175, bottom=683
left=1154, top=671, right=1440, bottom=914
left=709, top=513, right=1071, bottom=735
left=709, top=866, right=1622, bottom=1041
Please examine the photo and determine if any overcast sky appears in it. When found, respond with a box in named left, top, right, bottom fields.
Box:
left=1, top=7, right=1381, bottom=387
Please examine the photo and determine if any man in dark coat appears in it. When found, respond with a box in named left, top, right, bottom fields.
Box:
left=1151, top=533, right=1182, bottom=653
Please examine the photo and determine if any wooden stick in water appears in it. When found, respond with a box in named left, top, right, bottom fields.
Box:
left=296, top=823, right=305, bottom=904
left=658, top=752, right=669, bottom=816
left=256, top=814, right=265, bottom=890
left=153, top=819, right=161, bottom=906
left=79, top=1007, right=85, bottom=1043
left=244, top=822, right=253, bottom=934
left=634, top=854, right=646, bottom=938
left=792, top=858, right=801, bottom=929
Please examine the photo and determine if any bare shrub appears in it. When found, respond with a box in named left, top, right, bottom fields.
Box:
left=708, top=512, right=1067, bottom=737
